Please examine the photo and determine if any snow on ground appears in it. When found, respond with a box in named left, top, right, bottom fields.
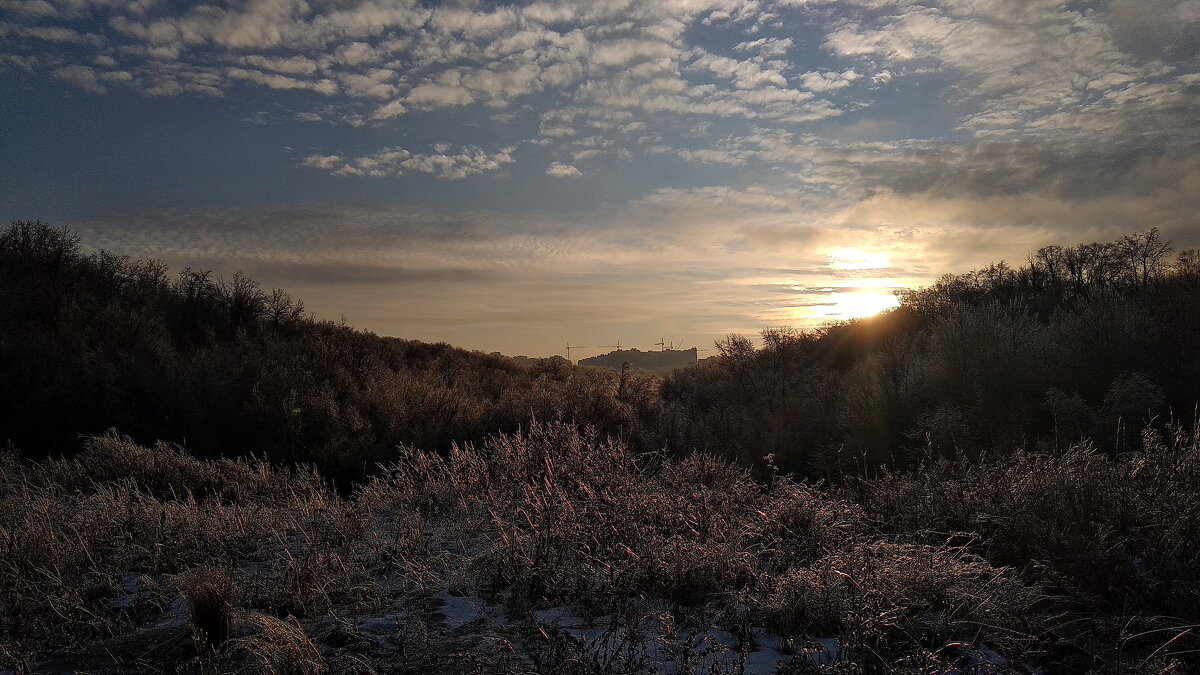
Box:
left=358, top=612, right=409, bottom=635
left=431, top=590, right=510, bottom=629
left=534, top=605, right=828, bottom=674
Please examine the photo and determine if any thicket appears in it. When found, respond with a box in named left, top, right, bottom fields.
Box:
left=0, top=221, right=662, bottom=485
left=661, top=228, right=1200, bottom=474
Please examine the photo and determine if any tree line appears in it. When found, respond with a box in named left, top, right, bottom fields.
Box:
left=0, top=221, right=663, bottom=486
left=660, top=227, right=1200, bottom=474
left=2, top=220, right=1197, bottom=483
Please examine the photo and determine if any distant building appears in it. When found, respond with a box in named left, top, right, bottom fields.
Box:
left=578, top=348, right=697, bottom=372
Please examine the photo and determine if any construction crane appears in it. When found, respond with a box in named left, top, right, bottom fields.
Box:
left=598, top=341, right=622, bottom=351
left=564, top=343, right=589, bottom=362
left=654, top=337, right=665, bottom=352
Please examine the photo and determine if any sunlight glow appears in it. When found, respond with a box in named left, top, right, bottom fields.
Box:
left=810, top=291, right=901, bottom=320
left=827, top=248, right=891, bottom=270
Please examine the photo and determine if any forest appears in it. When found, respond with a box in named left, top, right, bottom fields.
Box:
left=2, top=220, right=1199, bottom=673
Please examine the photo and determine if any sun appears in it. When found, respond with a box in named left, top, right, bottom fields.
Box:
left=811, top=291, right=901, bottom=320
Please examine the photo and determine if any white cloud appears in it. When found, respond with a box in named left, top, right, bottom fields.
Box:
left=371, top=99, right=408, bottom=119
left=226, top=67, right=338, bottom=95
left=689, top=49, right=787, bottom=89
left=822, top=1, right=1177, bottom=134
left=800, top=69, right=859, bottom=92
left=339, top=69, right=396, bottom=99
left=303, top=145, right=516, bottom=180
left=406, top=70, right=475, bottom=107
left=240, top=54, right=317, bottom=76
left=301, top=154, right=340, bottom=170
left=546, top=162, right=582, bottom=177
left=2, top=0, right=842, bottom=129
left=4, top=0, right=1197, bottom=257
left=734, top=37, right=794, bottom=58
left=590, top=38, right=678, bottom=69
left=400, top=146, right=516, bottom=179
left=335, top=41, right=377, bottom=66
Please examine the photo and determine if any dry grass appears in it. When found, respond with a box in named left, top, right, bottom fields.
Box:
left=852, top=419, right=1200, bottom=666
left=177, top=565, right=235, bottom=647
left=0, top=433, right=364, bottom=671
left=1, top=420, right=1197, bottom=670
left=229, top=613, right=324, bottom=675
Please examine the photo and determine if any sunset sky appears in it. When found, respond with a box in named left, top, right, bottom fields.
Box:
left=2, top=0, right=1198, bottom=357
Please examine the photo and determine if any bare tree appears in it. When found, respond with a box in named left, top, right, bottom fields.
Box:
left=220, top=272, right=267, bottom=332
left=1176, top=249, right=1200, bottom=282
left=1115, top=227, right=1172, bottom=288
left=265, top=287, right=305, bottom=332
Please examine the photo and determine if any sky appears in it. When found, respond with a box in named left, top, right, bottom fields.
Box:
left=1, top=0, right=1198, bottom=358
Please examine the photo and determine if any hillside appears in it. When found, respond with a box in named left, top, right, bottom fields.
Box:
left=3, top=221, right=1200, bottom=672
left=0, top=222, right=664, bottom=484
left=579, top=348, right=699, bottom=374
left=662, top=228, right=1200, bottom=473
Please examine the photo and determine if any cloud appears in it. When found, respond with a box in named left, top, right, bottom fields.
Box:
left=240, top=54, right=318, bottom=76
left=301, top=154, right=342, bottom=170
left=822, top=0, right=1181, bottom=135
left=1107, top=0, right=1200, bottom=61
left=2, top=0, right=1189, bottom=147
left=59, top=188, right=934, bottom=353
left=371, top=100, right=408, bottom=119
left=338, top=69, right=396, bottom=99
left=22, top=26, right=92, bottom=43
left=303, top=145, right=516, bottom=180
left=0, top=0, right=844, bottom=130
left=406, top=72, right=475, bottom=107
left=226, top=67, right=338, bottom=95
left=546, top=162, right=582, bottom=177
left=590, top=38, right=678, bottom=69
left=0, top=53, right=38, bottom=72
left=688, top=49, right=788, bottom=89
left=0, top=0, right=57, bottom=18
left=206, top=259, right=502, bottom=286
left=62, top=127, right=1200, bottom=355
left=800, top=69, right=859, bottom=92
left=52, top=64, right=105, bottom=93
left=7, top=0, right=1200, bottom=354
left=734, top=37, right=794, bottom=58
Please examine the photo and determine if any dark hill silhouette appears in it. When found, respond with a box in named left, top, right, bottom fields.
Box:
left=579, top=347, right=697, bottom=372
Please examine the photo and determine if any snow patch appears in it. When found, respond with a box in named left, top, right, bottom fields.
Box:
left=431, top=591, right=509, bottom=629
left=533, top=607, right=829, bottom=674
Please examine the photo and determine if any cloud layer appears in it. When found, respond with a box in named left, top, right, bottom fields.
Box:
left=4, top=0, right=1199, bottom=354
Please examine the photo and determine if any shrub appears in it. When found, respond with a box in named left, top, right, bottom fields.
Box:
left=176, top=565, right=235, bottom=647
